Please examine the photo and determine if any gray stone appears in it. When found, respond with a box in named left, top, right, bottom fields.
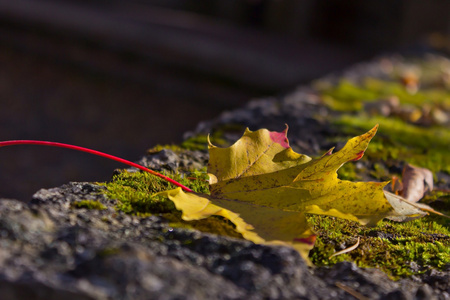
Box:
left=0, top=181, right=448, bottom=299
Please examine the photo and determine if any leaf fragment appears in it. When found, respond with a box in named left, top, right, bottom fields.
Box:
left=384, top=190, right=449, bottom=221
left=383, top=191, right=427, bottom=222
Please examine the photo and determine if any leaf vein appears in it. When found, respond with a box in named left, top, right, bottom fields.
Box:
left=235, top=143, right=273, bottom=179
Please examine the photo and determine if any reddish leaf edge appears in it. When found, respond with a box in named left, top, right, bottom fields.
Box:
left=0, top=140, right=193, bottom=193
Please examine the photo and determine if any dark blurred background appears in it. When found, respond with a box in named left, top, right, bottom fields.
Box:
left=0, top=0, right=449, bottom=200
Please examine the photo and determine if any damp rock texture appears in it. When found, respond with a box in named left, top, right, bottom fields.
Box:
left=0, top=182, right=447, bottom=300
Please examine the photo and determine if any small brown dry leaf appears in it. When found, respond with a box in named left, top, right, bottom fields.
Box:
left=400, top=164, right=434, bottom=203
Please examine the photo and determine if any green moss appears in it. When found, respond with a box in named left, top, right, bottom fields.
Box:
left=333, top=115, right=450, bottom=174
left=320, top=78, right=450, bottom=112
left=421, top=191, right=450, bottom=229
left=320, top=80, right=380, bottom=111
left=99, top=169, right=208, bottom=216
left=322, top=95, right=362, bottom=112
left=180, top=135, right=211, bottom=151
left=370, top=162, right=390, bottom=181
left=147, top=144, right=189, bottom=154
left=99, top=169, right=243, bottom=239
left=320, top=75, right=449, bottom=176
left=307, top=203, right=450, bottom=279
left=363, top=78, right=450, bottom=107
left=71, top=200, right=106, bottom=210
left=336, top=115, right=450, bottom=150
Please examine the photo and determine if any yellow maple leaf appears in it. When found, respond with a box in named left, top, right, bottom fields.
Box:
left=157, top=125, right=426, bottom=261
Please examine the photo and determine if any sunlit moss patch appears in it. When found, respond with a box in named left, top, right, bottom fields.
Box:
left=307, top=199, right=450, bottom=279
left=99, top=169, right=242, bottom=238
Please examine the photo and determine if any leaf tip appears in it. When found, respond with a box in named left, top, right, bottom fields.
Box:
left=269, top=126, right=290, bottom=148
left=371, top=124, right=379, bottom=134
left=322, top=147, right=335, bottom=157
left=283, top=123, right=289, bottom=135
left=294, top=234, right=317, bottom=246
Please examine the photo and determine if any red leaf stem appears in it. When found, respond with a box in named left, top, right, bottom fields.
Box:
left=0, top=140, right=193, bottom=192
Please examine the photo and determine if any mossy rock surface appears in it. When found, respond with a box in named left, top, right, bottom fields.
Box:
left=101, top=169, right=449, bottom=280
left=98, top=54, right=450, bottom=282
